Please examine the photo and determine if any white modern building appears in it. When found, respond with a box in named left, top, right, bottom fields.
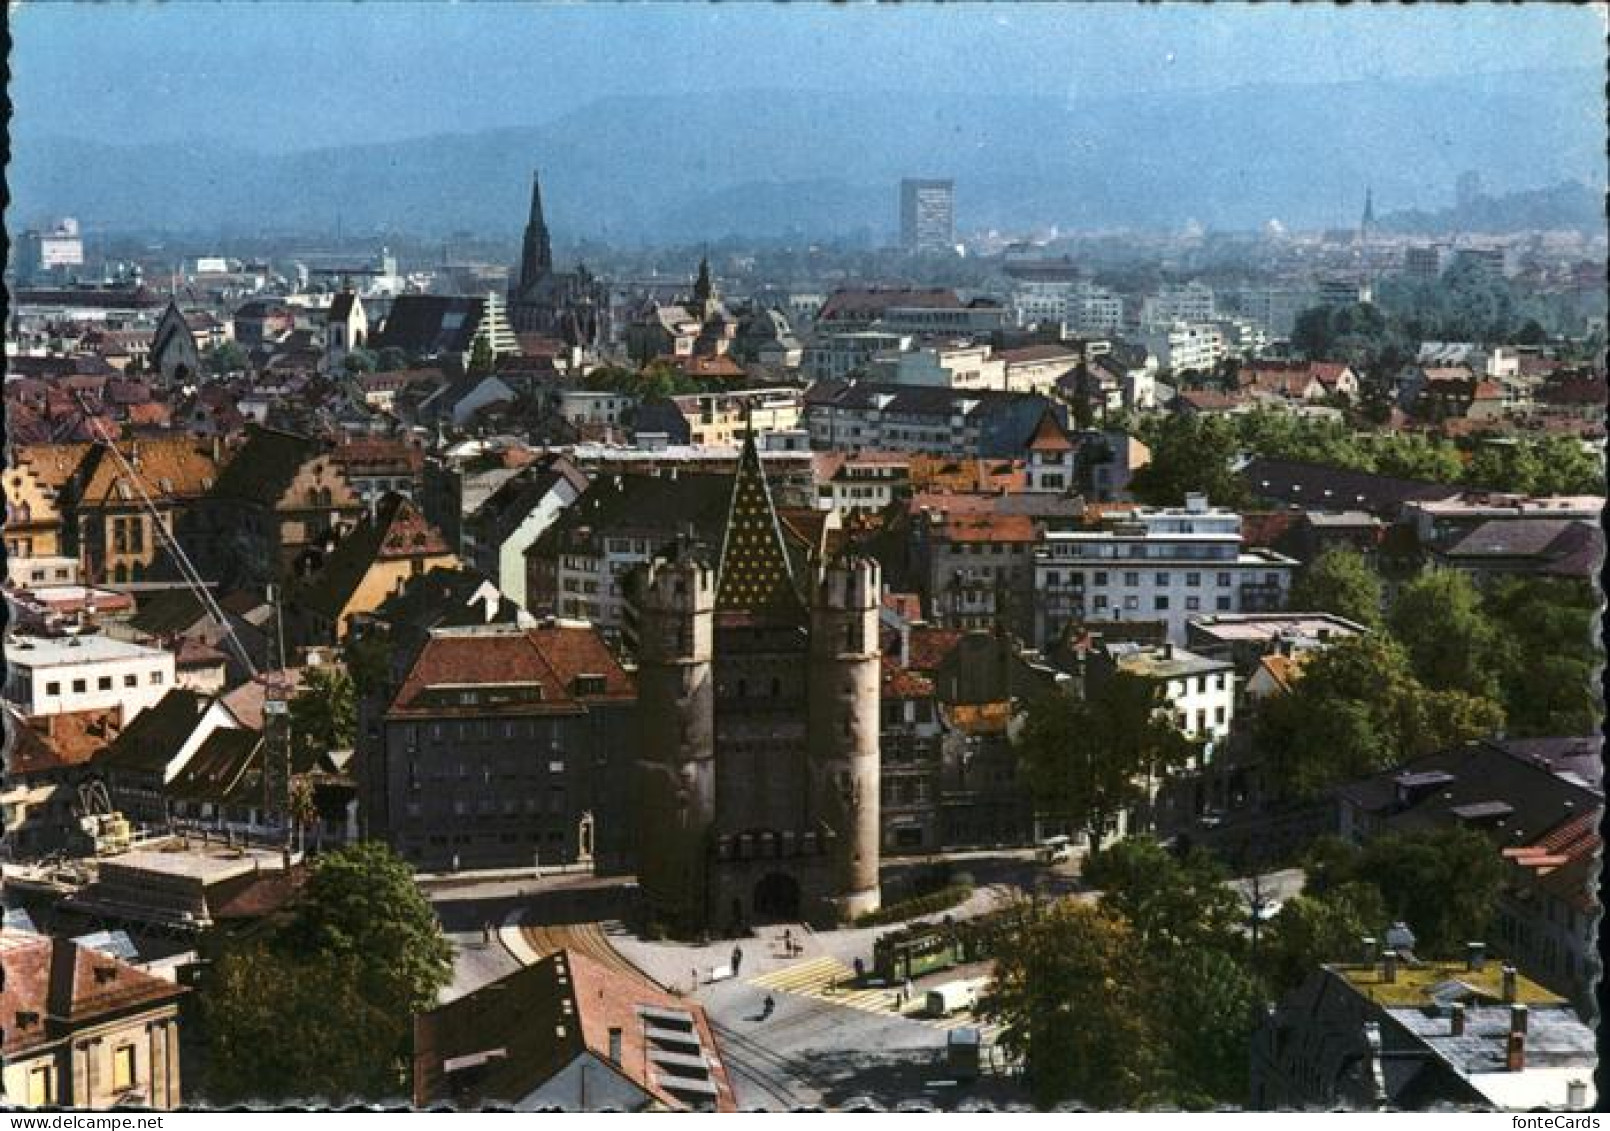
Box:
left=1140, top=322, right=1228, bottom=374
left=3, top=634, right=176, bottom=720
left=1033, top=494, right=1297, bottom=646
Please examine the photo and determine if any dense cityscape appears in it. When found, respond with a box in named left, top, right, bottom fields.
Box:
left=3, top=8, right=1605, bottom=1116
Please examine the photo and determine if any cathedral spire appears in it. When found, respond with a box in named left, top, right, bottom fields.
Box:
left=715, top=424, right=804, bottom=623
left=518, top=168, right=553, bottom=293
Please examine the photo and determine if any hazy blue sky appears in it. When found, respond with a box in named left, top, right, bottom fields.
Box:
left=14, top=3, right=1605, bottom=153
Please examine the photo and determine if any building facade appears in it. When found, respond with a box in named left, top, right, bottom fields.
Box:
left=899, top=179, right=955, bottom=255
left=627, top=435, right=881, bottom=934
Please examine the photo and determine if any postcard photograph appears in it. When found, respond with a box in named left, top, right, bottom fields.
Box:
left=0, top=1, right=1604, bottom=1116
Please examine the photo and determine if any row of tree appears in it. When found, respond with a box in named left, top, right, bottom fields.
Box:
left=1277, top=552, right=1601, bottom=797
left=1129, top=411, right=1604, bottom=508
left=982, top=828, right=1503, bottom=1109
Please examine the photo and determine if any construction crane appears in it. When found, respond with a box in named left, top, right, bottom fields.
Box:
left=72, top=393, right=259, bottom=680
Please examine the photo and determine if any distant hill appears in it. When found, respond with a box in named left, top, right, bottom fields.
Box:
left=9, top=68, right=1603, bottom=241
left=1379, top=181, right=1606, bottom=236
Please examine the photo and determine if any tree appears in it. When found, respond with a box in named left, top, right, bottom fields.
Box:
left=200, top=942, right=404, bottom=1104
left=1287, top=548, right=1384, bottom=628
left=343, top=629, right=394, bottom=705
left=1016, top=675, right=1196, bottom=853
left=376, top=346, right=412, bottom=372
left=1256, top=634, right=1504, bottom=800
left=1262, top=881, right=1389, bottom=995
left=1484, top=577, right=1603, bottom=735
left=206, top=340, right=250, bottom=375
left=978, top=900, right=1162, bottom=1108
left=342, top=346, right=378, bottom=375
left=1389, top=570, right=1505, bottom=700
left=1129, top=414, right=1249, bottom=508
left=466, top=333, right=495, bottom=376
left=1359, top=827, right=1505, bottom=957
left=1157, top=946, right=1264, bottom=1108
left=278, top=841, right=454, bottom=1021
left=1083, top=837, right=1244, bottom=958
left=288, top=666, right=356, bottom=768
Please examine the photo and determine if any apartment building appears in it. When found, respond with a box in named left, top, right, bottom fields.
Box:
left=1033, top=494, right=1296, bottom=646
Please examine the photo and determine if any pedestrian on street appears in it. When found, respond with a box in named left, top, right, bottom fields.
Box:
left=782, top=928, right=793, bottom=956
left=904, top=978, right=914, bottom=1003
left=762, top=994, right=775, bottom=1019
left=731, top=945, right=744, bottom=976
left=692, top=967, right=699, bottom=991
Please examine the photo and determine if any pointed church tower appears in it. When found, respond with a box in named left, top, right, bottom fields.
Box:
left=518, top=169, right=554, bottom=295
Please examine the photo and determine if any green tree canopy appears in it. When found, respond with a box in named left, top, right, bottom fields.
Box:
left=278, top=841, right=454, bottom=1020
left=200, top=943, right=404, bottom=1104
left=1262, top=881, right=1390, bottom=996
left=1016, top=675, right=1197, bottom=852
left=375, top=346, right=412, bottom=371
left=1256, top=634, right=1504, bottom=800
left=1129, top=415, right=1249, bottom=508
left=1483, top=577, right=1603, bottom=736
left=1388, top=570, right=1504, bottom=700
left=206, top=340, right=251, bottom=375
left=978, top=900, right=1162, bottom=1109
left=466, top=333, right=495, bottom=376
left=1302, top=828, right=1506, bottom=959
left=197, top=842, right=450, bottom=1104
left=1083, top=836, right=1245, bottom=959
left=288, top=666, right=356, bottom=769
left=342, top=346, right=378, bottom=375
left=1287, top=548, right=1384, bottom=628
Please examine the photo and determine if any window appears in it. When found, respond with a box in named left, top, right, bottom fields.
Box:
left=1186, top=596, right=1200, bottom=611
left=1186, top=572, right=1201, bottom=587
left=1124, top=596, right=1139, bottom=611
left=1154, top=595, right=1169, bottom=611
left=1093, top=571, right=1108, bottom=586
left=1156, top=572, right=1170, bottom=586
left=124, top=674, right=138, bottom=688
left=1093, top=595, right=1108, bottom=610
left=46, top=681, right=61, bottom=696
left=1216, top=596, right=1232, bottom=611
left=150, top=670, right=164, bottom=685
left=113, top=1043, right=137, bottom=1092
left=1217, top=572, right=1232, bottom=587
left=72, top=679, right=87, bottom=694
left=1124, top=571, right=1139, bottom=586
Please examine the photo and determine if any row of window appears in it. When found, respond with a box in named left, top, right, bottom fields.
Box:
left=43, top=670, right=165, bottom=696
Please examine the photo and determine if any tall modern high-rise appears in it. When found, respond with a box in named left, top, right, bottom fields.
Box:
left=899, top=179, right=955, bottom=255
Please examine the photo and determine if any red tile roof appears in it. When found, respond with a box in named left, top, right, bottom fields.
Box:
left=2, top=706, right=123, bottom=776
left=906, top=626, right=964, bottom=673
left=1025, top=411, right=1074, bottom=452
left=938, top=513, right=1039, bottom=544
left=390, top=625, right=634, bottom=717
left=0, top=933, right=186, bottom=1057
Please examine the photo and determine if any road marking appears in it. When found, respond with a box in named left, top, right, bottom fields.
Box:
left=748, top=957, right=1002, bottom=1042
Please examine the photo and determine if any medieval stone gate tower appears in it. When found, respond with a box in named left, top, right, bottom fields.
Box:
left=629, top=435, right=880, bottom=935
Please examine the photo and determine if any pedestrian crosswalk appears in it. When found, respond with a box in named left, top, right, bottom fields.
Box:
left=747, top=956, right=1002, bottom=1042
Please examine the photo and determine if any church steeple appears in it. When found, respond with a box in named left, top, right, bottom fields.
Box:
left=518, top=168, right=553, bottom=293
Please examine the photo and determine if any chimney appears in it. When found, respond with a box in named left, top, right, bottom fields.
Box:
left=1506, top=1029, right=1527, bottom=1073
left=607, top=1027, right=623, bottom=1066
left=1567, top=1080, right=1588, bottom=1108
left=1450, top=1002, right=1466, bottom=1036
left=1360, top=936, right=1378, bottom=963
left=1501, top=964, right=1517, bottom=1002
left=1382, top=951, right=1397, bottom=983
left=1466, top=942, right=1486, bottom=972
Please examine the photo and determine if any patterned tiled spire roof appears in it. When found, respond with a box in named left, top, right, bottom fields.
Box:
left=715, top=427, right=805, bottom=623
